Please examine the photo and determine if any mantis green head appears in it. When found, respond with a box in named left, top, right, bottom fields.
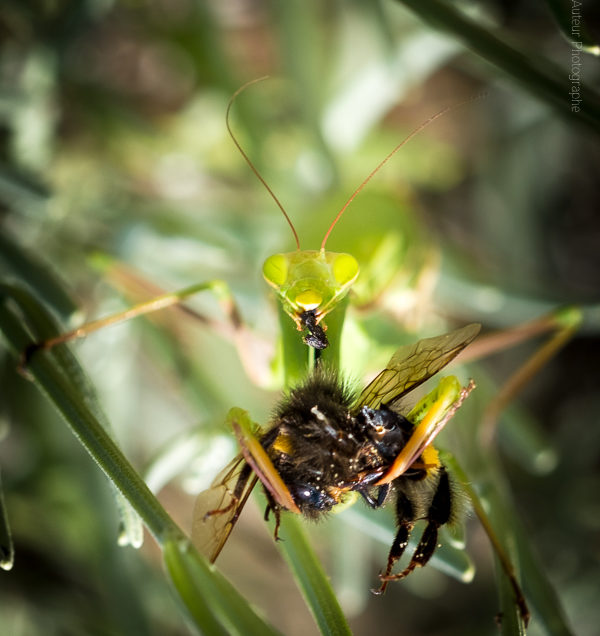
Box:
left=262, top=249, right=359, bottom=348
left=228, top=77, right=463, bottom=351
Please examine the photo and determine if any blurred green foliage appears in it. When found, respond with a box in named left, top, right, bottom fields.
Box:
left=1, top=1, right=599, bottom=635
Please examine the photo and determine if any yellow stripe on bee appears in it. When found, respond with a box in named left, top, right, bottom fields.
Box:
left=272, top=433, right=293, bottom=455
left=421, top=445, right=441, bottom=472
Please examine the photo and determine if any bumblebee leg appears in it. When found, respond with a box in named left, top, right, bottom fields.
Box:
left=374, top=522, right=414, bottom=595
left=358, top=484, right=390, bottom=509
left=381, top=520, right=440, bottom=586
left=272, top=508, right=282, bottom=541
left=375, top=484, right=391, bottom=507
left=263, top=496, right=283, bottom=541
left=379, top=468, right=452, bottom=587
left=428, top=466, right=452, bottom=526
left=204, top=462, right=254, bottom=521
left=373, top=491, right=415, bottom=594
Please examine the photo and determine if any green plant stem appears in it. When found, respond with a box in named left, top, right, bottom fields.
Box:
left=0, top=281, right=281, bottom=636
left=278, top=514, right=352, bottom=636
left=446, top=453, right=528, bottom=633
left=0, top=285, right=182, bottom=546
left=544, top=0, right=600, bottom=53
left=164, top=540, right=281, bottom=636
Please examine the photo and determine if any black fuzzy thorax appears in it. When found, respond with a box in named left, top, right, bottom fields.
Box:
left=261, top=367, right=413, bottom=518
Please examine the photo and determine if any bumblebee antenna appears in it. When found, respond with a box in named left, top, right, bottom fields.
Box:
left=320, top=94, right=485, bottom=251
left=227, top=77, right=301, bottom=251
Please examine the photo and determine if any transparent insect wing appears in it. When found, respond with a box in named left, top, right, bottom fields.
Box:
left=358, top=323, right=481, bottom=410
left=191, top=455, right=258, bottom=563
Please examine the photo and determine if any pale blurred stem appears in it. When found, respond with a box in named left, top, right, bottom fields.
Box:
left=479, top=321, right=578, bottom=447
left=459, top=313, right=569, bottom=363
left=455, top=308, right=581, bottom=447
left=0, top=285, right=185, bottom=546
left=395, top=0, right=600, bottom=132
left=444, top=452, right=529, bottom=630
left=0, top=466, right=13, bottom=570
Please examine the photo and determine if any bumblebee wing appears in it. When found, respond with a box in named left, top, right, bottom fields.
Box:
left=358, top=324, right=481, bottom=410
left=192, top=455, right=258, bottom=563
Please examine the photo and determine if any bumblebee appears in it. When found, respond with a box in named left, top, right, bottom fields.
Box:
left=192, top=324, right=480, bottom=592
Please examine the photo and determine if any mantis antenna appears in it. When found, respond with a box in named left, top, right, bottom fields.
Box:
left=320, top=94, right=486, bottom=251
left=226, top=77, right=301, bottom=251
left=228, top=78, right=483, bottom=254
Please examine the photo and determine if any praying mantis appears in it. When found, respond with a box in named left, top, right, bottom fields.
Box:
left=0, top=77, right=581, bottom=634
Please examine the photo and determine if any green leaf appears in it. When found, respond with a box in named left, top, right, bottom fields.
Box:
left=164, top=538, right=280, bottom=636
left=395, top=0, right=600, bottom=132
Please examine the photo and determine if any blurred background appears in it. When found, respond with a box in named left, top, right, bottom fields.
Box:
left=1, top=1, right=599, bottom=634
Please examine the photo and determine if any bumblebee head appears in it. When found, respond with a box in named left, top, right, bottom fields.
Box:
left=288, top=482, right=338, bottom=516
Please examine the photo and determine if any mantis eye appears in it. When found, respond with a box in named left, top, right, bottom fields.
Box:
left=263, top=253, right=288, bottom=287
left=332, top=253, right=359, bottom=286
